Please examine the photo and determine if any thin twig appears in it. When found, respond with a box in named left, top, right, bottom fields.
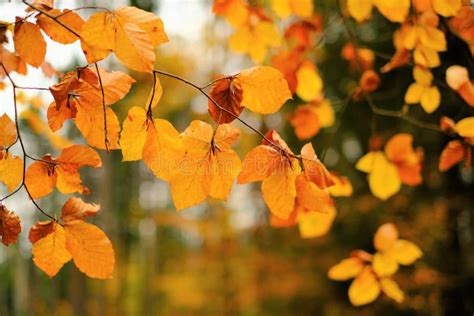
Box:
left=0, top=62, right=55, bottom=220
left=94, top=63, right=109, bottom=152
left=22, top=0, right=81, bottom=39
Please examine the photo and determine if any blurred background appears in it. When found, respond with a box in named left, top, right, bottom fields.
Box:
left=0, top=0, right=473, bottom=315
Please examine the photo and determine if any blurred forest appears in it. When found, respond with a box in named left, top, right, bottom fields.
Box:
left=0, top=0, right=473, bottom=315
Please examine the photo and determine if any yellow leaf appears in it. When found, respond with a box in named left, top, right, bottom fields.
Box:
left=32, top=223, right=72, bottom=278
left=372, top=252, right=399, bottom=277
left=113, top=20, right=155, bottom=73
left=143, top=119, right=185, bottom=181
left=455, top=117, right=474, bottom=137
left=55, top=166, right=86, bottom=194
left=170, top=149, right=212, bottom=210
left=237, top=66, right=291, bottom=114
left=390, top=239, right=422, bottom=265
left=414, top=46, right=440, bottom=68
left=271, top=0, right=292, bottom=18
left=405, top=83, right=424, bottom=104
left=348, top=267, right=381, bottom=306
left=348, top=0, right=373, bottom=22
left=296, top=61, right=323, bottom=102
left=114, top=6, right=168, bottom=46
left=0, top=114, right=17, bottom=148
left=80, top=12, right=114, bottom=63
left=380, top=278, right=404, bottom=303
left=315, top=99, right=335, bottom=128
left=328, top=173, right=353, bottom=197
left=413, top=66, right=433, bottom=85
left=120, top=106, right=148, bottom=161
left=64, top=221, right=115, bottom=279
left=209, top=150, right=242, bottom=200
left=168, top=121, right=241, bottom=210
left=328, top=258, right=365, bottom=281
left=297, top=205, right=336, bottom=238
left=420, top=85, right=440, bottom=113
left=374, top=223, right=399, bottom=252
left=262, top=159, right=300, bottom=220
left=432, top=0, right=461, bottom=17
left=14, top=20, right=46, bottom=67
left=373, top=0, right=410, bottom=22
left=357, top=152, right=401, bottom=200
left=0, top=153, right=23, bottom=192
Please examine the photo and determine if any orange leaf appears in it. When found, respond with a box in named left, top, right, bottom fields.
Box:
left=0, top=114, right=17, bottom=148
left=300, top=143, right=335, bottom=189
left=143, top=118, right=185, bottom=181
left=237, top=145, right=284, bottom=183
left=208, top=77, right=244, bottom=124
left=439, top=140, right=466, bottom=171
left=56, top=144, right=102, bottom=167
left=262, top=159, right=300, bottom=220
left=81, top=7, right=168, bottom=72
left=14, top=19, right=46, bottom=67
left=120, top=106, right=148, bottom=161
left=75, top=105, right=121, bottom=150
left=64, top=221, right=115, bottom=279
left=62, top=197, right=100, bottom=223
left=32, top=223, right=72, bottom=278
left=0, top=205, right=21, bottom=246
left=37, top=9, right=84, bottom=44
left=25, top=160, right=55, bottom=199
left=289, top=105, right=321, bottom=140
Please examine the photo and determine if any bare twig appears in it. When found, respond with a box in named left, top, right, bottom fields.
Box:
left=0, top=62, right=55, bottom=220
left=94, top=63, right=110, bottom=152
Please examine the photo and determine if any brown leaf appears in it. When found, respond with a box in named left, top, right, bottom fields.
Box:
left=0, top=205, right=21, bottom=246
left=208, top=77, right=244, bottom=123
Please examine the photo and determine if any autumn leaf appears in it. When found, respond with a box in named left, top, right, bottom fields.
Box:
left=169, top=122, right=242, bottom=210
left=30, top=197, right=115, bottom=279
left=229, top=19, right=280, bottom=64
left=14, top=18, right=46, bottom=67
left=0, top=153, right=23, bottom=192
left=300, top=142, right=335, bottom=189
left=328, top=257, right=365, bottom=281
left=380, top=278, right=404, bottom=303
left=271, top=0, right=313, bottom=19
left=347, top=0, right=373, bottom=22
left=208, top=77, right=244, bottom=123
left=32, top=222, right=72, bottom=278
left=64, top=220, right=115, bottom=279
left=0, top=205, right=21, bottom=246
left=297, top=201, right=336, bottom=238
left=80, top=7, right=168, bottom=72
left=455, top=117, right=474, bottom=138
left=348, top=267, right=381, bottom=306
left=236, top=66, right=291, bottom=114
left=289, top=100, right=335, bottom=140
left=36, top=9, right=84, bottom=44
left=25, top=145, right=102, bottom=199
left=439, top=140, right=467, bottom=171
left=239, top=130, right=301, bottom=219
left=0, top=114, right=17, bottom=148
left=295, top=61, right=323, bottom=102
